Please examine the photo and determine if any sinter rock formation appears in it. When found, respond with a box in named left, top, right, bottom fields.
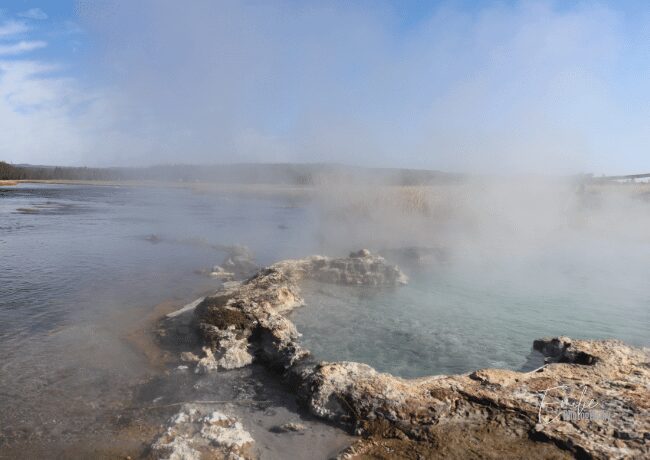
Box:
left=299, top=337, right=648, bottom=459
left=207, top=245, right=260, bottom=280
left=151, top=404, right=255, bottom=460
left=182, top=250, right=648, bottom=459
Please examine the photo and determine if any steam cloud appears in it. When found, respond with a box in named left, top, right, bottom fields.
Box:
left=0, top=1, right=647, bottom=172
left=68, top=1, right=649, bottom=173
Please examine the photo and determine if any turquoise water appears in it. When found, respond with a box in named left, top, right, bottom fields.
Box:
left=294, top=240, right=650, bottom=378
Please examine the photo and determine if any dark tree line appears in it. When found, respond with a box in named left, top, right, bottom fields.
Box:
left=0, top=161, right=27, bottom=180
left=0, top=160, right=460, bottom=185
left=0, top=161, right=124, bottom=181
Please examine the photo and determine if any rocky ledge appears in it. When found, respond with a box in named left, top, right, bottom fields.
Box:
left=299, top=337, right=649, bottom=459
left=191, top=250, right=648, bottom=459
left=193, top=250, right=407, bottom=373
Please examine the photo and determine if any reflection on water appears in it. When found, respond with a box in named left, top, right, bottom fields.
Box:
left=0, top=183, right=318, bottom=455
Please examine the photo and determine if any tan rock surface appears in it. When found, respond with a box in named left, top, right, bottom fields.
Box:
left=193, top=251, right=649, bottom=459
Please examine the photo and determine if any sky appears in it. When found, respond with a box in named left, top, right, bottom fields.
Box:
left=0, top=0, right=648, bottom=174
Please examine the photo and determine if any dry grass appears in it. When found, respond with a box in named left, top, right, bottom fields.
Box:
left=320, top=184, right=465, bottom=222
left=0, top=180, right=18, bottom=186
left=587, top=182, right=650, bottom=197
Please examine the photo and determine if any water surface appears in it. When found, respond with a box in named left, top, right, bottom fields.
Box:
left=295, top=238, right=650, bottom=378
left=2, top=182, right=649, bottom=454
left=0, top=183, right=318, bottom=455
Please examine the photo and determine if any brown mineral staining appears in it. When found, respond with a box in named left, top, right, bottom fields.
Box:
left=301, top=340, right=649, bottom=459
left=339, top=423, right=573, bottom=460
left=191, top=250, right=649, bottom=459
left=197, top=301, right=250, bottom=331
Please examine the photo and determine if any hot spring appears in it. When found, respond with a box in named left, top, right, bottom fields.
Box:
left=293, top=239, right=650, bottom=378
left=2, top=181, right=649, bottom=456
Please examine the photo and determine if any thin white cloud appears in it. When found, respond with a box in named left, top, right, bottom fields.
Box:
left=0, top=40, right=47, bottom=56
left=0, top=20, right=29, bottom=37
left=0, top=61, right=82, bottom=160
left=0, top=58, right=145, bottom=166
left=18, top=8, right=48, bottom=21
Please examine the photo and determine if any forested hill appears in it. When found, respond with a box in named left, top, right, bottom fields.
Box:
left=1, top=161, right=121, bottom=181
left=0, top=161, right=460, bottom=186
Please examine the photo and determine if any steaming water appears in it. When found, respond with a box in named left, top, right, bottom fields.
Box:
left=2, top=182, right=649, bottom=454
left=295, top=240, right=650, bottom=378
left=0, top=183, right=326, bottom=456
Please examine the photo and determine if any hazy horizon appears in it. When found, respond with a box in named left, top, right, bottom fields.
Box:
left=0, top=1, right=648, bottom=174
left=7, top=160, right=650, bottom=178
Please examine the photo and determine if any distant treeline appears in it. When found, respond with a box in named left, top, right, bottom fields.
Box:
left=0, top=161, right=460, bottom=186
left=0, top=161, right=122, bottom=181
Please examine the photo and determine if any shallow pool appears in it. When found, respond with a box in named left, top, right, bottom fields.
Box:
left=294, top=238, right=650, bottom=378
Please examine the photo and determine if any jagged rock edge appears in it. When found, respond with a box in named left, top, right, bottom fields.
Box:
left=194, top=251, right=649, bottom=459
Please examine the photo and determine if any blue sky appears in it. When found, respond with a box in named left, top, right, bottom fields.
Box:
left=0, top=1, right=82, bottom=60
left=0, top=1, right=648, bottom=174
